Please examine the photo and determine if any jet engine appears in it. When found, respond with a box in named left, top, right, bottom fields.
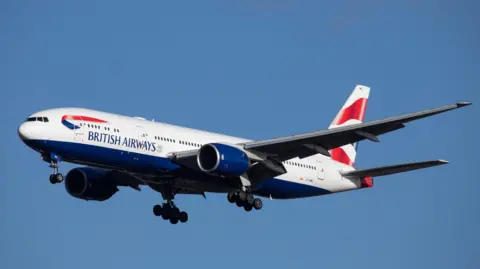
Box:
left=197, top=143, right=250, bottom=176
left=64, top=167, right=118, bottom=201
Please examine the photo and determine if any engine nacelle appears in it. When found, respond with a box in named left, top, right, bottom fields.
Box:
left=64, top=167, right=118, bottom=201
left=197, top=143, right=250, bottom=176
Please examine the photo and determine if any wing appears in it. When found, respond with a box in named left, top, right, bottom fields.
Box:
left=107, top=170, right=208, bottom=197
left=169, top=102, right=471, bottom=168
left=242, top=102, right=472, bottom=161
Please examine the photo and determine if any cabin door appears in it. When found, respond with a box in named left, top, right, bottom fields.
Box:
left=136, top=125, right=147, bottom=153
left=73, top=118, right=84, bottom=141
left=316, top=160, right=325, bottom=180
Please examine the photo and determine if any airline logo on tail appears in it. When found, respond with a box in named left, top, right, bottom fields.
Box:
left=328, top=85, right=370, bottom=167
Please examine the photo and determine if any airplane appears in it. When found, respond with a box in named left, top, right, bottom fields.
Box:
left=17, top=85, right=472, bottom=224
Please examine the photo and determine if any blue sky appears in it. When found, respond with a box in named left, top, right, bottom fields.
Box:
left=1, top=1, right=478, bottom=268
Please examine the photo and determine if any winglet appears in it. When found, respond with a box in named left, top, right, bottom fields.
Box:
left=456, top=102, right=473, bottom=108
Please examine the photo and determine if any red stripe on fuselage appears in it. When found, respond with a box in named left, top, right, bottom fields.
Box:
left=330, top=147, right=353, bottom=166
left=61, top=115, right=107, bottom=123
left=334, top=98, right=368, bottom=126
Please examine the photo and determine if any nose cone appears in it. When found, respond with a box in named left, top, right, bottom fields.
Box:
left=18, top=123, right=31, bottom=140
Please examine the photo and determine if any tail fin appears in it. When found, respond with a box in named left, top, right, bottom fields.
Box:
left=328, top=85, right=370, bottom=167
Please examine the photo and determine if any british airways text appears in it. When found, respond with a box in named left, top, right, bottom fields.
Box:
left=88, top=131, right=157, bottom=152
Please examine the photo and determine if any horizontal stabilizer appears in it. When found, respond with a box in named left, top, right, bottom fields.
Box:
left=341, top=160, right=449, bottom=179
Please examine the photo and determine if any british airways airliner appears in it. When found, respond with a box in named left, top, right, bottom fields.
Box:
left=18, top=85, right=471, bottom=224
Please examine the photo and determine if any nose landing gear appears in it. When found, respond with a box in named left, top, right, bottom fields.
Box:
left=45, top=153, right=63, bottom=184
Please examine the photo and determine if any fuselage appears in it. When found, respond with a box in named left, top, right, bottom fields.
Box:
left=18, top=107, right=362, bottom=199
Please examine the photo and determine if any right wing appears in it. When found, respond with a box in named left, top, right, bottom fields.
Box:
left=341, top=160, right=449, bottom=179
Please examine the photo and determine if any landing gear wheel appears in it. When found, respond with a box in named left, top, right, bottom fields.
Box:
left=153, top=204, right=163, bottom=216
left=238, top=191, right=247, bottom=203
left=171, top=207, right=180, bottom=217
left=227, top=192, right=237, bottom=203
left=244, top=204, right=253, bottom=212
left=246, top=194, right=255, bottom=206
left=170, top=218, right=179, bottom=224
left=162, top=204, right=172, bottom=220
left=49, top=174, right=56, bottom=184
left=49, top=173, right=63, bottom=184
left=179, top=212, right=188, bottom=223
left=55, top=173, right=64, bottom=183
left=236, top=200, right=243, bottom=207
left=253, top=198, right=263, bottom=210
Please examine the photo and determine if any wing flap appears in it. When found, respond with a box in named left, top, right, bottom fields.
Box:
left=341, top=160, right=449, bottom=179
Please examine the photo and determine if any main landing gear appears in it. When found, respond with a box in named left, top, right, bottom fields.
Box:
left=152, top=185, right=189, bottom=224
left=227, top=191, right=263, bottom=212
left=152, top=202, right=188, bottom=224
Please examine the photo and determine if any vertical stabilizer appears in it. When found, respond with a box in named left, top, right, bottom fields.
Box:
left=328, top=85, right=370, bottom=167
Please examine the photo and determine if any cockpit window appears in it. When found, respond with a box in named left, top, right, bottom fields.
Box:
left=25, top=117, right=49, bottom=122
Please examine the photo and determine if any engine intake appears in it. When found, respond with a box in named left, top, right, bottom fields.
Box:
left=65, top=167, right=118, bottom=201
left=197, top=143, right=250, bottom=176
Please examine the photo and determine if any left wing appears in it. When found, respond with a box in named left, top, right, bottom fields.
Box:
left=242, top=102, right=471, bottom=161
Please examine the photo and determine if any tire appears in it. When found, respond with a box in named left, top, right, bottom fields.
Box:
left=49, top=174, right=56, bottom=184
left=162, top=205, right=171, bottom=220
left=179, top=212, right=188, bottom=223
left=253, top=198, right=263, bottom=210
left=55, top=173, right=64, bottom=183
left=236, top=200, right=243, bottom=207
left=244, top=205, right=252, bottom=212
left=227, top=192, right=236, bottom=203
left=170, top=218, right=179, bottom=224
left=246, top=194, right=255, bottom=206
left=153, top=204, right=163, bottom=216
left=171, top=207, right=180, bottom=218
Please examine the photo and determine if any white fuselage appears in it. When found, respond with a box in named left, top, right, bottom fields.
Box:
left=18, top=107, right=362, bottom=199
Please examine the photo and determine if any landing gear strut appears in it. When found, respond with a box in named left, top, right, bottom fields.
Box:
left=227, top=190, right=263, bottom=211
left=47, top=156, right=63, bottom=184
